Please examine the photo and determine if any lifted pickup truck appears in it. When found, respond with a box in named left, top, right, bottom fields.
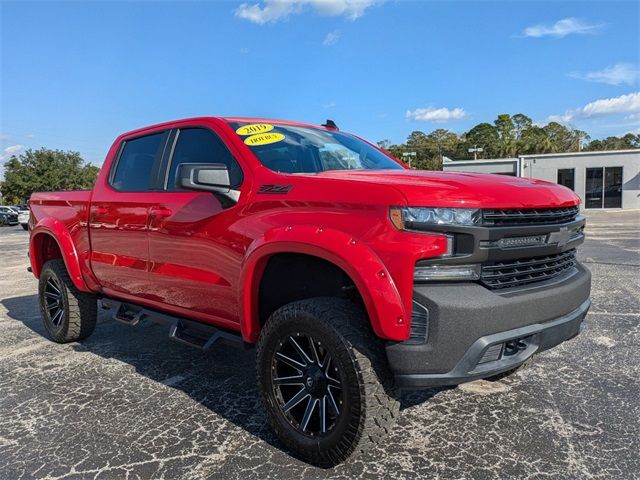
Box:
left=29, top=117, right=591, bottom=465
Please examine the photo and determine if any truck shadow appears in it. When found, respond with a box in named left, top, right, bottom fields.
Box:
left=2, top=294, right=444, bottom=465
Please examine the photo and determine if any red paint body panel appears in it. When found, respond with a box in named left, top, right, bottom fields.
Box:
left=28, top=116, right=582, bottom=343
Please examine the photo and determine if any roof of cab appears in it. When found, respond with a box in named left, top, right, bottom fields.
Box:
left=119, top=116, right=328, bottom=139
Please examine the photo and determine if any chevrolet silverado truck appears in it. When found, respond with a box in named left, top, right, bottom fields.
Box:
left=28, top=117, right=591, bottom=465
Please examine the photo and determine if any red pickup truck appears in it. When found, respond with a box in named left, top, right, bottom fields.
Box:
left=28, top=117, right=591, bottom=465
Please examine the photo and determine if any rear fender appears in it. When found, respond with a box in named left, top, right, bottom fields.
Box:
left=30, top=218, right=89, bottom=292
left=239, top=225, right=408, bottom=343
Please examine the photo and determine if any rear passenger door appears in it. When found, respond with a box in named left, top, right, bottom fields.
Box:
left=89, top=131, right=170, bottom=299
left=146, top=126, right=245, bottom=326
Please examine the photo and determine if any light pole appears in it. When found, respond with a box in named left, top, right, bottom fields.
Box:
left=402, top=151, right=417, bottom=168
left=468, top=145, right=483, bottom=160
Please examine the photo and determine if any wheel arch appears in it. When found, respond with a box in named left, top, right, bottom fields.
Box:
left=30, top=219, right=88, bottom=292
left=239, top=225, right=408, bottom=343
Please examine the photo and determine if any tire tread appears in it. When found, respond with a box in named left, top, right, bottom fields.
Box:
left=40, top=259, right=97, bottom=343
left=256, top=297, right=399, bottom=466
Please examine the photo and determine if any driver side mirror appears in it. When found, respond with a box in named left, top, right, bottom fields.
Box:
left=177, top=163, right=239, bottom=204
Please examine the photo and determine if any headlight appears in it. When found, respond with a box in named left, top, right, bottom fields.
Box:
left=390, top=207, right=481, bottom=230
left=414, top=264, right=480, bottom=282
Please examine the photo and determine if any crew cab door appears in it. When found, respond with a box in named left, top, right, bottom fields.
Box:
left=146, top=126, right=245, bottom=327
left=89, top=130, right=170, bottom=297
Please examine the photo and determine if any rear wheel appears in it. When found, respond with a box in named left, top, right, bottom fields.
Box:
left=38, top=259, right=97, bottom=343
left=256, top=298, right=399, bottom=466
left=22, top=224, right=28, bottom=230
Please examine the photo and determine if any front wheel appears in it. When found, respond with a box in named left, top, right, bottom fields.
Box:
left=256, top=298, right=399, bottom=466
left=38, top=259, right=97, bottom=343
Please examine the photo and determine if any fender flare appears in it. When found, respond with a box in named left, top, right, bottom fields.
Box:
left=30, top=218, right=88, bottom=292
left=239, top=225, right=408, bottom=343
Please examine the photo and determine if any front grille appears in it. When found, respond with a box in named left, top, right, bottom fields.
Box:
left=482, top=206, right=579, bottom=226
left=481, top=249, right=577, bottom=289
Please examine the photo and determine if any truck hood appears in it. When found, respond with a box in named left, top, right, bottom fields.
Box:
left=312, top=170, right=580, bottom=209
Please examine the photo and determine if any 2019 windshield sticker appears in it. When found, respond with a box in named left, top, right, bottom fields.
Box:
left=244, top=132, right=285, bottom=146
left=236, top=123, right=274, bottom=136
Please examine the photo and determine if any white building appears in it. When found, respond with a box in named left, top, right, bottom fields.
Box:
left=443, top=150, right=640, bottom=210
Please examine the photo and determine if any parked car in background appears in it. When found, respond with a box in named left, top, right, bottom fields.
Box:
left=11, top=205, right=30, bottom=230
left=0, top=206, right=19, bottom=226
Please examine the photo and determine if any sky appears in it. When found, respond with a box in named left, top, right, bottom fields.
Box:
left=1, top=0, right=639, bottom=172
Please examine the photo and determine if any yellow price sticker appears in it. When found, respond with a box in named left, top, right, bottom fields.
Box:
left=236, top=123, right=274, bottom=136
left=244, top=133, right=285, bottom=146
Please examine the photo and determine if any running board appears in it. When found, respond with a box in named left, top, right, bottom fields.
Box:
left=100, top=298, right=245, bottom=350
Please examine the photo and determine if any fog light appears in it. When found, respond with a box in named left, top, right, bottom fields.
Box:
left=414, top=264, right=480, bottom=282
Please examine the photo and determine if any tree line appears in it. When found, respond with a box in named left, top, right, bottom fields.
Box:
left=377, top=113, right=640, bottom=170
left=0, top=148, right=99, bottom=204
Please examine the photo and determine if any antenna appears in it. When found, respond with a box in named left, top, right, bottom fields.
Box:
left=322, top=119, right=339, bottom=130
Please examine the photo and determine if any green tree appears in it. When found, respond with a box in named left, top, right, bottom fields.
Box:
left=494, top=114, right=517, bottom=157
left=519, top=126, right=554, bottom=154
left=512, top=113, right=533, bottom=140
left=543, top=122, right=576, bottom=152
left=586, top=133, right=639, bottom=151
left=1, top=148, right=100, bottom=203
left=463, top=123, right=499, bottom=158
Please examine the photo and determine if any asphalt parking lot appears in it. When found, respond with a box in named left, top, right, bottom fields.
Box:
left=1, top=210, right=638, bottom=480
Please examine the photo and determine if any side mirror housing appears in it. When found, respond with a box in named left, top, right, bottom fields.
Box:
left=177, top=163, right=239, bottom=205
left=178, top=163, right=230, bottom=191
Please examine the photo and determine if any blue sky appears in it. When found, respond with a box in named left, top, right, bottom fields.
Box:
left=1, top=0, right=639, bottom=170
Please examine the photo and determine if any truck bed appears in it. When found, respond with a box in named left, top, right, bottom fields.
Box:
left=29, top=190, right=94, bottom=289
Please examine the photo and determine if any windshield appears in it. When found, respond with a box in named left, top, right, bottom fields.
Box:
left=228, top=122, right=404, bottom=174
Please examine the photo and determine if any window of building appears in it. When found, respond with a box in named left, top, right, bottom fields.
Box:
left=557, top=168, right=575, bottom=191
left=585, top=166, right=623, bottom=209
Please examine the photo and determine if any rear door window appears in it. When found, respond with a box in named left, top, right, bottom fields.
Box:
left=111, top=132, right=168, bottom=191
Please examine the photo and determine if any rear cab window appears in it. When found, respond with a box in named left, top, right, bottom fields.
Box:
left=110, top=131, right=169, bottom=191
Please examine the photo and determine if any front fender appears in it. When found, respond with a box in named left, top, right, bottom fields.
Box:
left=30, top=218, right=89, bottom=292
left=239, top=225, right=408, bottom=343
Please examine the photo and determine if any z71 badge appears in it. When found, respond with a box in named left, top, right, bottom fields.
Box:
left=257, top=184, right=292, bottom=194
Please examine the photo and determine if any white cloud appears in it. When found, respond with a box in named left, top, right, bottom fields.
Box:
left=522, top=17, right=602, bottom=38
left=548, top=92, right=640, bottom=123
left=569, top=63, right=639, bottom=86
left=406, top=106, right=468, bottom=123
left=323, top=100, right=337, bottom=108
left=235, top=0, right=380, bottom=25
left=323, top=30, right=340, bottom=46
left=0, top=144, right=24, bottom=162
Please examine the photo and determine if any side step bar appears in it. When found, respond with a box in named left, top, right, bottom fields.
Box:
left=100, top=298, right=246, bottom=350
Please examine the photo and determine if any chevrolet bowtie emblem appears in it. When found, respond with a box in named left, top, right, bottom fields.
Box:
left=547, top=227, right=571, bottom=247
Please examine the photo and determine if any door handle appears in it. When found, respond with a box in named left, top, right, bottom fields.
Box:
left=94, top=206, right=109, bottom=215
left=149, top=206, right=173, bottom=218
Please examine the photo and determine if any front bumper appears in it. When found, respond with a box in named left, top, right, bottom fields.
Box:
left=387, top=264, right=591, bottom=389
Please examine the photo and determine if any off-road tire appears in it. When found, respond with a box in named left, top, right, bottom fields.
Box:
left=38, top=259, right=97, bottom=343
left=256, top=297, right=399, bottom=466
